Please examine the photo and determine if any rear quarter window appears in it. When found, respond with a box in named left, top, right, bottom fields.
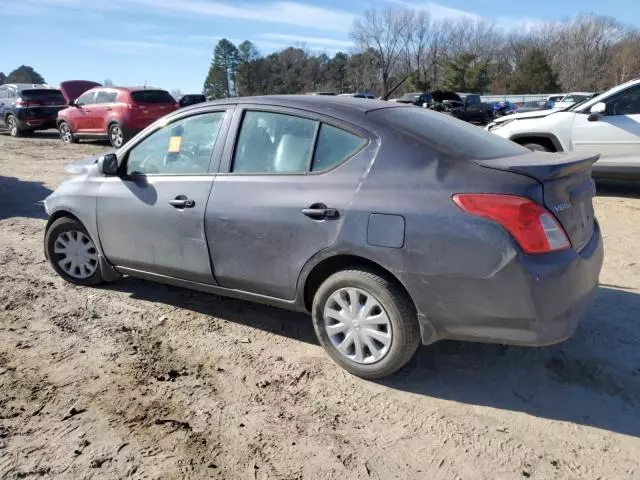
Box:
left=131, top=90, right=175, bottom=104
left=311, top=124, right=367, bottom=172
left=373, top=107, right=527, bottom=160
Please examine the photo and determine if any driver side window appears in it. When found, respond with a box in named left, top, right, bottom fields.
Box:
left=76, top=91, right=96, bottom=106
left=605, top=86, right=640, bottom=116
left=126, top=111, right=225, bottom=175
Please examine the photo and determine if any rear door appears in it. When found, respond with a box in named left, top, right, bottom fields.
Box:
left=205, top=106, right=371, bottom=299
left=571, top=84, right=640, bottom=167
left=96, top=108, right=232, bottom=283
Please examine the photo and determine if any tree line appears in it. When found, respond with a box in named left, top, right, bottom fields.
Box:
left=204, top=9, right=640, bottom=99
left=0, top=66, right=46, bottom=85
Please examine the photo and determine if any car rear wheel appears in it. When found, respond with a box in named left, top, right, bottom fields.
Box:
left=45, top=217, right=104, bottom=286
left=108, top=123, right=125, bottom=148
left=312, top=269, right=420, bottom=379
left=7, top=114, right=21, bottom=137
left=59, top=122, right=78, bottom=144
left=523, top=143, right=550, bottom=152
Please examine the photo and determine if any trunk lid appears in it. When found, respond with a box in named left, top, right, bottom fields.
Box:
left=59, top=80, right=102, bottom=102
left=476, top=152, right=599, bottom=251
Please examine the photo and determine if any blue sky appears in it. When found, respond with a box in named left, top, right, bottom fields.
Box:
left=1, top=0, right=638, bottom=94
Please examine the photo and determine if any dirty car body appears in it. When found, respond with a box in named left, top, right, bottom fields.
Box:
left=44, top=96, right=604, bottom=378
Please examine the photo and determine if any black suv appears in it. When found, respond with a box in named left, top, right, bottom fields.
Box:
left=0, top=84, right=67, bottom=137
left=177, top=94, right=207, bottom=108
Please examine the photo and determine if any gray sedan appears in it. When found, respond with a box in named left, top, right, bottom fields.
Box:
left=44, top=96, right=603, bottom=379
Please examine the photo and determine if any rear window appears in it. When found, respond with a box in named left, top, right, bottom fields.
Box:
left=374, top=107, right=528, bottom=160
left=131, top=90, right=175, bottom=104
left=20, top=89, right=65, bottom=103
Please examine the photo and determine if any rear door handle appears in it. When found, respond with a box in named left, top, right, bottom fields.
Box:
left=169, top=195, right=195, bottom=209
left=302, top=204, right=339, bottom=220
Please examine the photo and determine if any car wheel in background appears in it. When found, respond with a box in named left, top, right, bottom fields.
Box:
left=58, top=122, right=78, bottom=144
left=523, top=143, right=550, bottom=152
left=108, top=123, right=125, bottom=148
left=312, top=269, right=420, bottom=379
left=7, top=114, right=21, bottom=137
left=45, top=217, right=104, bottom=286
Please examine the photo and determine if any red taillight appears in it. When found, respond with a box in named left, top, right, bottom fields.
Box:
left=452, top=194, right=570, bottom=254
left=16, top=99, right=28, bottom=107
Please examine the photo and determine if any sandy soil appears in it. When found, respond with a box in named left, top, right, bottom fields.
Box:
left=0, top=132, right=639, bottom=480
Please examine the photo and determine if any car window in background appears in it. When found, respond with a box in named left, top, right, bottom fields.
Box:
left=131, top=90, right=175, bottom=104
left=399, top=94, right=420, bottom=102
left=76, top=91, right=96, bottom=105
left=605, top=85, right=640, bottom=115
left=312, top=124, right=366, bottom=172
left=374, top=107, right=528, bottom=160
left=95, top=91, right=118, bottom=104
left=20, top=89, right=66, bottom=104
left=126, top=112, right=225, bottom=175
left=232, top=111, right=316, bottom=173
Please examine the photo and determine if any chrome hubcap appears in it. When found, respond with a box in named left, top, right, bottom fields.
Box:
left=110, top=126, right=123, bottom=146
left=54, top=230, right=99, bottom=279
left=8, top=117, right=17, bottom=135
left=323, top=288, right=392, bottom=364
left=60, top=124, right=71, bottom=143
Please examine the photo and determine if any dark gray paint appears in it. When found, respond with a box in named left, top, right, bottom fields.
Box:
left=45, top=95, right=603, bottom=347
left=367, top=214, right=405, bottom=248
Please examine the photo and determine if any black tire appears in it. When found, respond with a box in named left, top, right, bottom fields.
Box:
left=312, top=269, right=420, bottom=379
left=45, top=217, right=104, bottom=286
left=59, top=121, right=78, bottom=144
left=108, top=122, right=126, bottom=148
left=523, top=142, right=550, bottom=152
left=6, top=114, right=22, bottom=137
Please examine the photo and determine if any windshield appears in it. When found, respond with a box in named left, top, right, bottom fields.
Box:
left=399, top=94, right=420, bottom=101
left=566, top=93, right=600, bottom=111
left=374, top=107, right=528, bottom=160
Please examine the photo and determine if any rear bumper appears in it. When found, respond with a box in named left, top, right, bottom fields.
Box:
left=407, top=221, right=604, bottom=346
left=15, top=109, right=60, bottom=130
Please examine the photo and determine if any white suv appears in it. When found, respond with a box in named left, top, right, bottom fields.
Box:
left=487, top=79, right=640, bottom=179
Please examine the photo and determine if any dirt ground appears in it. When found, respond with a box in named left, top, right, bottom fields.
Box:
left=0, top=132, right=639, bottom=480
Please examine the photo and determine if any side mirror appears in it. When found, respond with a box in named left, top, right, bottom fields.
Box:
left=98, top=153, right=119, bottom=176
left=68, top=100, right=76, bottom=107
left=588, top=102, right=606, bottom=121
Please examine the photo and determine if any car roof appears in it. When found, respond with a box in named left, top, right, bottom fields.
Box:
left=181, top=95, right=405, bottom=119
left=2, top=83, right=52, bottom=90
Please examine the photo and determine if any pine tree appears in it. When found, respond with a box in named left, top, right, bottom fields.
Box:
left=236, top=41, right=260, bottom=96
left=203, top=39, right=240, bottom=99
left=0, top=72, right=6, bottom=85
left=440, top=53, right=490, bottom=92
left=510, top=47, right=559, bottom=94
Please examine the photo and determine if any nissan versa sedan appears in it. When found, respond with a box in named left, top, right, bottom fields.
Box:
left=43, top=96, right=604, bottom=379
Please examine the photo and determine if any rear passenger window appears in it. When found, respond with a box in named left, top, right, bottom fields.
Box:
left=95, top=91, right=117, bottom=104
left=232, top=111, right=316, bottom=173
left=312, top=124, right=366, bottom=172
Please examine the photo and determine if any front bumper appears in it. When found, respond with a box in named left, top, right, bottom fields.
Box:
left=407, top=222, right=604, bottom=346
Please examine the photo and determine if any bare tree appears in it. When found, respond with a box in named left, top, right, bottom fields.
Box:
left=351, top=8, right=411, bottom=97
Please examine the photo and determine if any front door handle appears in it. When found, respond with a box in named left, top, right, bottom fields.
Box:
left=169, top=195, right=195, bottom=209
left=302, top=204, right=339, bottom=220
left=106, top=107, right=112, bottom=111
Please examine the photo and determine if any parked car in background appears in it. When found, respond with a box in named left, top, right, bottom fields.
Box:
left=177, top=94, right=207, bottom=108
left=44, top=95, right=602, bottom=379
left=0, top=84, right=67, bottom=137
left=515, top=100, right=548, bottom=113
left=395, top=92, right=434, bottom=106
left=487, top=79, right=640, bottom=179
left=338, top=92, right=376, bottom=99
left=552, top=92, right=594, bottom=110
left=57, top=81, right=178, bottom=148
left=545, top=94, right=566, bottom=109
left=453, top=93, right=494, bottom=123
left=308, top=92, right=336, bottom=96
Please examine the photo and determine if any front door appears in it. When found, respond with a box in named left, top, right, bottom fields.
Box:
left=92, top=90, right=118, bottom=134
left=96, top=109, right=231, bottom=283
left=69, top=90, right=97, bottom=134
left=205, top=107, right=371, bottom=299
left=571, top=84, right=640, bottom=166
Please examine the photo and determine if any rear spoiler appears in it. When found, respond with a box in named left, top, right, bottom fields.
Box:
left=475, top=153, right=600, bottom=182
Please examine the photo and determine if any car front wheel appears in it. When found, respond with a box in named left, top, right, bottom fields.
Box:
left=312, top=269, right=420, bottom=379
left=45, top=217, right=104, bottom=286
left=59, top=122, right=78, bottom=144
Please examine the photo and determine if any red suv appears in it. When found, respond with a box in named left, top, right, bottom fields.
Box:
left=57, top=81, right=178, bottom=148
